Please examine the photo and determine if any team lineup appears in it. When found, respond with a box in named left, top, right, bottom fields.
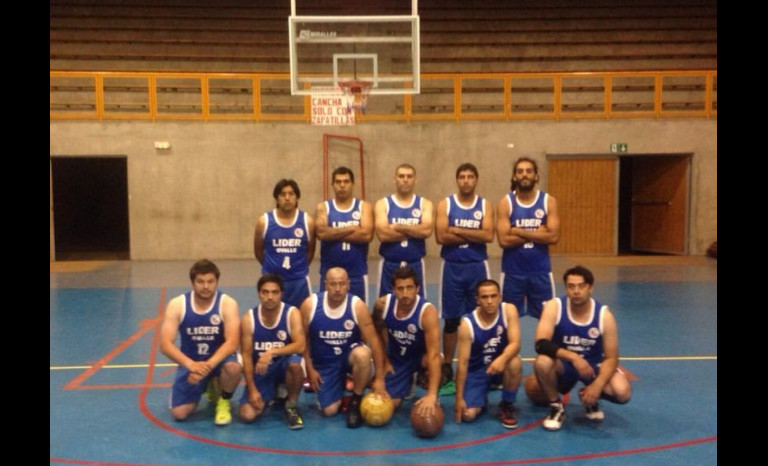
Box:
left=160, top=159, right=632, bottom=435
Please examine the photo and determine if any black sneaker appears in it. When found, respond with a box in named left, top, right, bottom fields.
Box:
left=499, top=401, right=518, bottom=429
left=285, top=406, right=304, bottom=430
left=542, top=401, right=566, bottom=431
left=585, top=403, right=605, bottom=422
left=346, top=396, right=363, bottom=428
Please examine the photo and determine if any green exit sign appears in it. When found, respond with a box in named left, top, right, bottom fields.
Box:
left=610, top=143, right=628, bottom=153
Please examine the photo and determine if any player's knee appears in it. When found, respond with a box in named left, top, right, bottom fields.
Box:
left=322, top=402, right=340, bottom=417
left=170, top=406, right=192, bottom=421
left=444, top=318, right=461, bottom=334
left=462, top=408, right=479, bottom=423
left=222, top=361, right=242, bottom=377
left=533, top=354, right=555, bottom=372
left=239, top=404, right=262, bottom=423
left=350, top=345, right=372, bottom=366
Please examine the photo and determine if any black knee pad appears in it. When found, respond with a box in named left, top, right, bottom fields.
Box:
left=444, top=318, right=461, bottom=333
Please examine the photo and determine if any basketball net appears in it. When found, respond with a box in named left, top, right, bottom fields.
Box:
left=339, top=80, right=372, bottom=115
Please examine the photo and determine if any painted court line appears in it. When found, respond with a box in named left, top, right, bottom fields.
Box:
left=61, top=288, right=166, bottom=391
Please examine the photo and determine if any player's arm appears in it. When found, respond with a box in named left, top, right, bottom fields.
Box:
left=415, top=303, right=441, bottom=416
left=356, top=299, right=389, bottom=396
left=535, top=299, right=595, bottom=379
left=344, top=200, right=375, bottom=243
left=204, top=294, right=240, bottom=367
left=300, top=296, right=322, bottom=392
left=514, top=195, right=561, bottom=245
left=392, top=198, right=435, bottom=239
left=305, top=214, right=317, bottom=265
left=253, top=214, right=267, bottom=265
left=496, top=196, right=526, bottom=248
left=488, top=303, right=521, bottom=375
left=449, top=200, right=495, bottom=244
left=454, top=318, right=472, bottom=422
left=240, top=310, right=262, bottom=402
left=371, top=295, right=390, bottom=350
left=256, top=307, right=307, bottom=373
left=581, top=308, right=620, bottom=405
left=314, top=201, right=355, bottom=241
left=374, top=198, right=405, bottom=242
left=435, top=198, right=465, bottom=245
left=159, top=296, right=202, bottom=372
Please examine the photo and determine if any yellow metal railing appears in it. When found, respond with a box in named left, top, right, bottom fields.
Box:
left=50, top=70, right=717, bottom=122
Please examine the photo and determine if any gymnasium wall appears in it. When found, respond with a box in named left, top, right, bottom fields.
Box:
left=49, top=118, right=716, bottom=260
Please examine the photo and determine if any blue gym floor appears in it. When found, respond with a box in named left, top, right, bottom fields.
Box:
left=50, top=256, right=717, bottom=465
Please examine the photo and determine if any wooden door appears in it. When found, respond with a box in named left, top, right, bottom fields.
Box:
left=631, top=155, right=690, bottom=254
left=547, top=157, right=618, bottom=254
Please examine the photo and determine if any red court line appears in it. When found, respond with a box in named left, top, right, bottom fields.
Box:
left=63, top=289, right=166, bottom=391
left=71, top=383, right=171, bottom=390
left=49, top=436, right=717, bottom=466
left=618, top=364, right=640, bottom=381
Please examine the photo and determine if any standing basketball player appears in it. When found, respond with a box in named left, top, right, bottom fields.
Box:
left=160, top=259, right=241, bottom=426
left=253, top=179, right=316, bottom=309
left=496, top=157, right=560, bottom=319
left=374, top=163, right=434, bottom=298
left=435, top=163, right=494, bottom=391
left=315, top=166, right=374, bottom=301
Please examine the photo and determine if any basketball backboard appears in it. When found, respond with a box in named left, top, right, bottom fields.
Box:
left=288, top=1, right=420, bottom=96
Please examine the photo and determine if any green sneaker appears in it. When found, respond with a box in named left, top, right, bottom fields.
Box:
left=285, top=406, right=304, bottom=430
left=438, top=380, right=456, bottom=396
left=214, top=397, right=232, bottom=426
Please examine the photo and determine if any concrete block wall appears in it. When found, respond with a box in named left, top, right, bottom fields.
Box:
left=50, top=118, right=716, bottom=260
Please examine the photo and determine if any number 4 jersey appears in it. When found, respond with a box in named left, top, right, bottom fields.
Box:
left=179, top=291, right=227, bottom=361
left=261, top=209, right=311, bottom=280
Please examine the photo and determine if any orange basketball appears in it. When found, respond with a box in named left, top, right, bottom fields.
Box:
left=524, top=374, right=549, bottom=406
left=410, top=403, right=445, bottom=438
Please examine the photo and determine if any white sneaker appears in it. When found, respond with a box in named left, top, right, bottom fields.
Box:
left=542, top=402, right=566, bottom=431
left=585, top=403, right=605, bottom=421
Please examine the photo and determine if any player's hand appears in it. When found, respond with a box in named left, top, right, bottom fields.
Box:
left=384, top=360, right=395, bottom=376
left=187, top=361, right=212, bottom=379
left=256, top=351, right=273, bottom=375
left=486, top=357, right=505, bottom=375
left=370, top=377, right=388, bottom=397
left=572, top=357, right=595, bottom=379
left=248, top=389, right=265, bottom=413
left=415, top=393, right=438, bottom=417
left=579, top=383, right=603, bottom=406
left=186, top=371, right=204, bottom=385
left=308, top=367, right=323, bottom=392
left=454, top=398, right=466, bottom=423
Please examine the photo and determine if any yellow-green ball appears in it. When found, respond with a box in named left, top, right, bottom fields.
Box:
left=359, top=393, right=394, bottom=427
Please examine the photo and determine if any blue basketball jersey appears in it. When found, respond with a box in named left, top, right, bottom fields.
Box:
left=440, top=194, right=488, bottom=262
left=179, top=291, right=226, bottom=361
left=262, top=209, right=311, bottom=280
left=381, top=294, right=430, bottom=366
left=501, top=191, right=552, bottom=274
left=552, top=297, right=606, bottom=365
left=378, top=195, right=427, bottom=262
left=248, top=302, right=295, bottom=365
left=320, top=198, right=369, bottom=276
left=462, top=305, right=508, bottom=373
left=307, top=292, right=362, bottom=366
